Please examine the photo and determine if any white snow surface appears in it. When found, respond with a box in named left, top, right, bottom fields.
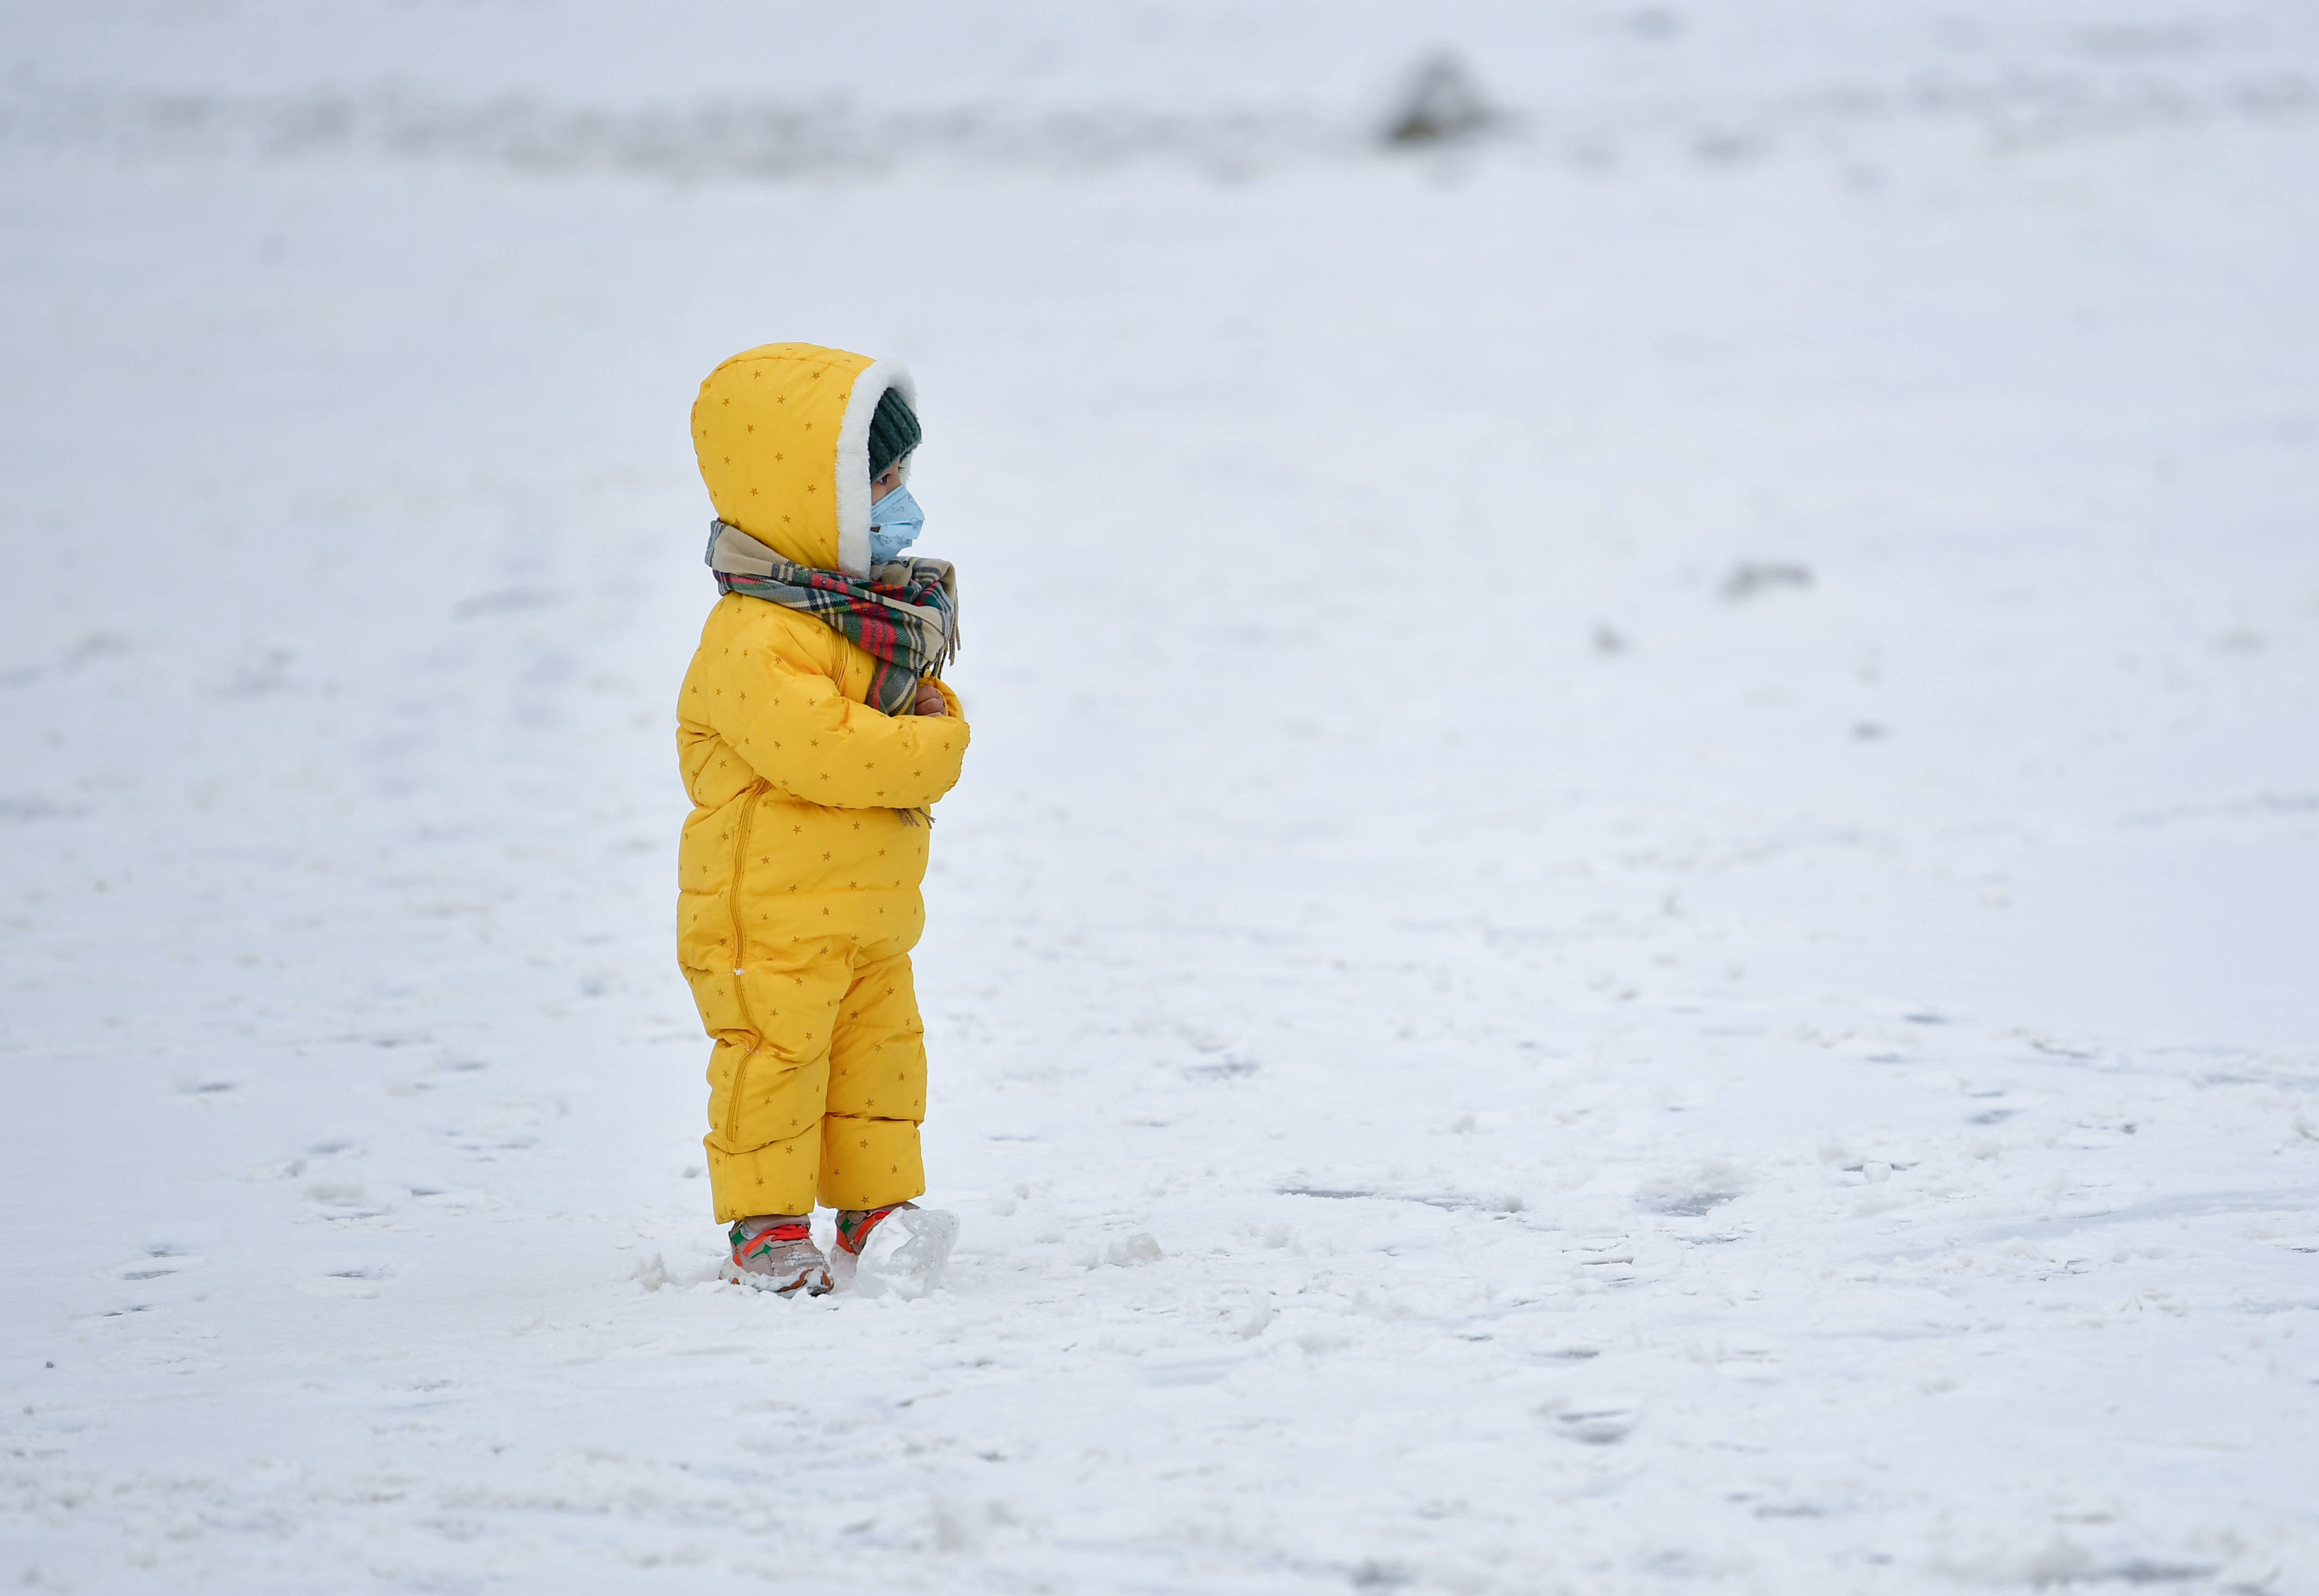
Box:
left=3, top=2, right=2318, bottom=1591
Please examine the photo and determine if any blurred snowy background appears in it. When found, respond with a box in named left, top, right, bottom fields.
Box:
left=3, top=2, right=2317, bottom=1591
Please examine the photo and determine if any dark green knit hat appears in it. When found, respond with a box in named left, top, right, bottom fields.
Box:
left=867, top=386, right=921, bottom=479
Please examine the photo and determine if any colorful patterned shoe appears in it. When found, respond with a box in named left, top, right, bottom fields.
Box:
left=723, top=1215, right=833, bottom=1296
left=834, top=1201, right=916, bottom=1259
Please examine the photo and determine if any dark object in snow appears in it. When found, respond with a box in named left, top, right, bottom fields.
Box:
left=1382, top=52, right=1495, bottom=146
left=1721, top=560, right=1813, bottom=600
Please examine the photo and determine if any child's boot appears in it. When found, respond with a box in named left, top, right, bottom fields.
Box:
left=724, top=1214, right=833, bottom=1296
left=834, top=1201, right=916, bottom=1261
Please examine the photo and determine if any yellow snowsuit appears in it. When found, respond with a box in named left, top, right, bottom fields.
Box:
left=676, top=343, right=970, bottom=1222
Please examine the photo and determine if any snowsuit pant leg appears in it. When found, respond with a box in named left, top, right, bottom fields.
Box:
left=702, top=939, right=854, bottom=1223
left=818, top=949, right=928, bottom=1211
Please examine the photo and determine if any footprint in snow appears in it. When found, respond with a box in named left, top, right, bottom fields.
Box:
left=1539, top=1395, right=1640, bottom=1446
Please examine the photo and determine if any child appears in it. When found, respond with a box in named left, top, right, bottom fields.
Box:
left=675, top=342, right=971, bottom=1295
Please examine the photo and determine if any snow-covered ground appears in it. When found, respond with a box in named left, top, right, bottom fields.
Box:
left=4, top=2, right=2318, bottom=1590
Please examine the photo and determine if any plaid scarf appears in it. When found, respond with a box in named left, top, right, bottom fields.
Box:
left=705, top=521, right=959, bottom=716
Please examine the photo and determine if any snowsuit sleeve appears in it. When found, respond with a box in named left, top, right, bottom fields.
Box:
left=703, top=635, right=969, bottom=812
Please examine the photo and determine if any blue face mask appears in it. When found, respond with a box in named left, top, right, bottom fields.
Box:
left=868, top=484, right=924, bottom=568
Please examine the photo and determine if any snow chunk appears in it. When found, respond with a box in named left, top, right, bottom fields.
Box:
left=1106, top=1233, right=1163, bottom=1267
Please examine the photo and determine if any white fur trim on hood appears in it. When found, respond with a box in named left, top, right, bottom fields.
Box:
left=833, top=360, right=916, bottom=578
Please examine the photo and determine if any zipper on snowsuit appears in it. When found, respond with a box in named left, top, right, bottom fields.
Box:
left=721, top=787, right=760, bottom=1145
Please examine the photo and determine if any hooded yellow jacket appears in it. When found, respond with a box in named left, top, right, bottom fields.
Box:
left=676, top=343, right=970, bottom=1221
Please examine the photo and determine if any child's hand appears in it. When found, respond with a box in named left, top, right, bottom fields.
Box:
left=912, top=679, right=948, bottom=717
